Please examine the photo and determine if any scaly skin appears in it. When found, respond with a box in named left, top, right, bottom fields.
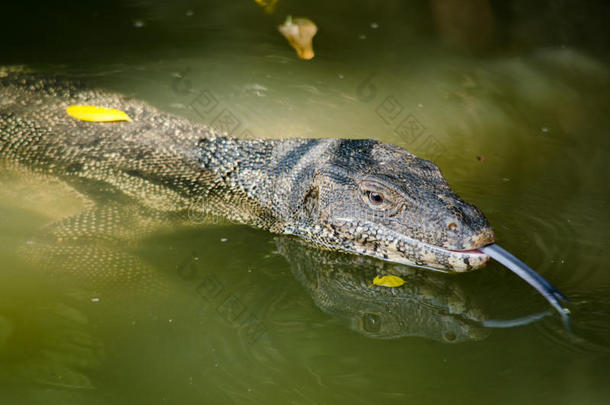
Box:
left=0, top=69, right=494, bottom=272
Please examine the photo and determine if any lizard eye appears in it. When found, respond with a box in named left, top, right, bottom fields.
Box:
left=368, top=191, right=384, bottom=205
left=359, top=180, right=397, bottom=213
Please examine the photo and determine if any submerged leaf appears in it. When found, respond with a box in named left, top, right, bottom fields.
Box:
left=372, top=275, right=405, bottom=288
left=66, top=105, right=132, bottom=122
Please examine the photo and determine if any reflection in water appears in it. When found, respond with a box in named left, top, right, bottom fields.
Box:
left=275, top=236, right=490, bottom=343
left=277, top=236, right=603, bottom=349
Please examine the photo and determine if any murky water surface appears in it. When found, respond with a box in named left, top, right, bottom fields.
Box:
left=1, top=1, right=609, bottom=404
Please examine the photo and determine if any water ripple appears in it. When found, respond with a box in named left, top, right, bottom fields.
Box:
left=535, top=285, right=610, bottom=354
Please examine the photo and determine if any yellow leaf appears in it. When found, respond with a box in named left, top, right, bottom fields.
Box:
left=66, top=105, right=132, bottom=122
left=372, top=275, right=406, bottom=288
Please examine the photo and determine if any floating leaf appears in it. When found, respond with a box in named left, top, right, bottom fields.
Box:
left=254, top=0, right=278, bottom=14
left=372, top=275, right=405, bottom=288
left=278, top=16, right=318, bottom=60
left=66, top=105, right=132, bottom=122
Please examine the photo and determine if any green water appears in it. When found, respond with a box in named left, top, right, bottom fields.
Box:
left=1, top=1, right=610, bottom=404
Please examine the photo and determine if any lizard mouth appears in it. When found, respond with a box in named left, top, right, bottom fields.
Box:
left=354, top=227, right=492, bottom=272
left=407, top=243, right=491, bottom=272
left=293, top=222, right=493, bottom=272
left=372, top=226, right=494, bottom=272
left=450, top=248, right=485, bottom=255
left=445, top=247, right=490, bottom=271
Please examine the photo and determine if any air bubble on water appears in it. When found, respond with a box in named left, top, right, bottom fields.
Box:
left=358, top=34, right=367, bottom=40
left=133, top=20, right=146, bottom=28
left=541, top=127, right=549, bottom=133
left=91, top=297, right=100, bottom=303
left=370, top=22, right=379, bottom=29
left=220, top=238, right=228, bottom=242
left=186, top=10, right=194, bottom=17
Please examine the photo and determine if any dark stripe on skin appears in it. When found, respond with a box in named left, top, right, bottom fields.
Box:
left=275, top=139, right=321, bottom=175
left=288, top=159, right=316, bottom=195
left=328, top=139, right=377, bottom=169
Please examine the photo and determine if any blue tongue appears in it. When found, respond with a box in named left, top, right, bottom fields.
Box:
left=479, top=243, right=571, bottom=329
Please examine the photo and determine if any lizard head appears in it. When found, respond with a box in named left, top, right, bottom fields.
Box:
left=291, top=139, right=495, bottom=272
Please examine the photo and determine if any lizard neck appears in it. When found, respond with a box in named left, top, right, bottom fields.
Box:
left=193, top=136, right=338, bottom=232
left=193, top=135, right=279, bottom=229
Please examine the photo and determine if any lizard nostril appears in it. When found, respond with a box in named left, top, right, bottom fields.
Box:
left=448, top=222, right=458, bottom=231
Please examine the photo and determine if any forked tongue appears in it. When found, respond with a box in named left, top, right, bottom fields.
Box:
left=479, top=243, right=571, bottom=330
